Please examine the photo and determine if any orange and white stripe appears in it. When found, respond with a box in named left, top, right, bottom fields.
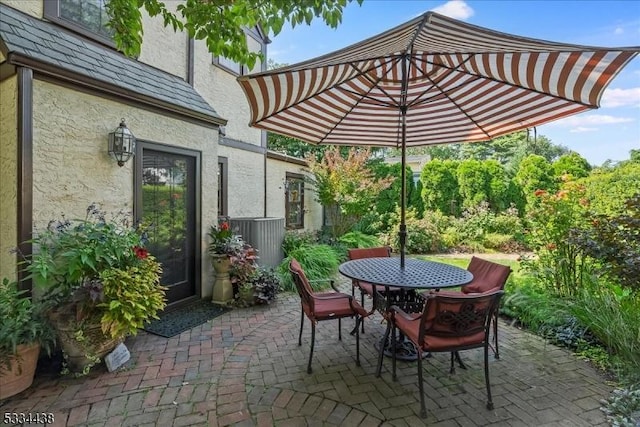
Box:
left=238, top=12, right=638, bottom=148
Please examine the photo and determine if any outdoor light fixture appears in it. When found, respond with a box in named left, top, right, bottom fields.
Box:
left=108, top=118, right=136, bottom=167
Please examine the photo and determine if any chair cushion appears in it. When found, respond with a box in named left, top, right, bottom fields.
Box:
left=463, top=256, right=511, bottom=294
left=313, top=292, right=366, bottom=319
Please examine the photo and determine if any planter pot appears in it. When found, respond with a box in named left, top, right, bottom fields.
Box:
left=0, top=342, right=40, bottom=400
left=211, top=254, right=233, bottom=304
left=49, top=311, right=122, bottom=373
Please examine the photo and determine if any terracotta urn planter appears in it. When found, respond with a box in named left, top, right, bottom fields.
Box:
left=211, top=254, right=233, bottom=304
left=0, top=342, right=40, bottom=400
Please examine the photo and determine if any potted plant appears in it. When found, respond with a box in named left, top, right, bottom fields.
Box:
left=235, top=268, right=281, bottom=307
left=21, top=204, right=166, bottom=374
left=208, top=219, right=244, bottom=303
left=0, top=278, right=54, bottom=399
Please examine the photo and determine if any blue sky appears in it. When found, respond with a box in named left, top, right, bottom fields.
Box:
left=268, top=0, right=640, bottom=166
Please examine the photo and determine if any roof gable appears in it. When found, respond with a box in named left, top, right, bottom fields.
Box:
left=0, top=3, right=225, bottom=125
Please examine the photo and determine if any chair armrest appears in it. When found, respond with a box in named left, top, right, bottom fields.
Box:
left=389, top=305, right=419, bottom=322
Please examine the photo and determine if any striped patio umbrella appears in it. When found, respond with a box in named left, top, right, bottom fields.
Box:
left=238, top=11, right=639, bottom=267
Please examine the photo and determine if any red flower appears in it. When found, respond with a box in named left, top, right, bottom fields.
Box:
left=220, top=222, right=230, bottom=231
left=534, top=189, right=546, bottom=197
left=133, top=246, right=149, bottom=259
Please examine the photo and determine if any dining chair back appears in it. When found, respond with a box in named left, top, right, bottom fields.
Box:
left=347, top=247, right=393, bottom=295
left=347, top=247, right=398, bottom=332
left=380, top=289, right=504, bottom=418
left=463, top=256, right=512, bottom=294
left=289, top=258, right=368, bottom=373
left=463, top=256, right=511, bottom=359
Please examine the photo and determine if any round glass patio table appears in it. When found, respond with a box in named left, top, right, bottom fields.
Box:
left=339, top=257, right=473, bottom=361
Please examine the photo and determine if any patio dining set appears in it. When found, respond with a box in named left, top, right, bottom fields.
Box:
left=288, top=248, right=511, bottom=419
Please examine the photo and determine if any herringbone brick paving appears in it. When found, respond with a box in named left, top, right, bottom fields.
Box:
left=1, top=280, right=612, bottom=426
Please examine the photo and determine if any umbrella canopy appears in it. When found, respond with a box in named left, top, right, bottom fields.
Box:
left=238, top=11, right=639, bottom=266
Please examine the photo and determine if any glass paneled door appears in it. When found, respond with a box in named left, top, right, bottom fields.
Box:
left=136, top=145, right=200, bottom=305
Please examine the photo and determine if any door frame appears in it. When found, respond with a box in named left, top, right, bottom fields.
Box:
left=134, top=140, right=202, bottom=309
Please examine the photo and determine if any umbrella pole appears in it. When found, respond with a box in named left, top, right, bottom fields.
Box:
left=399, top=106, right=407, bottom=269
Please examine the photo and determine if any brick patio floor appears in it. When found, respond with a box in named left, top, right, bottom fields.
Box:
left=1, top=280, right=612, bottom=426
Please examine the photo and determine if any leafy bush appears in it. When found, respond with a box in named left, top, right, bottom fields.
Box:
left=382, top=208, right=444, bottom=254
left=444, top=203, right=524, bottom=252
left=481, top=233, right=515, bottom=251
left=338, top=231, right=380, bottom=249
left=282, top=230, right=317, bottom=257
left=277, top=244, right=340, bottom=292
left=523, top=179, right=593, bottom=297
left=571, top=194, right=640, bottom=292
left=601, top=384, right=640, bottom=427
left=584, top=161, right=640, bottom=216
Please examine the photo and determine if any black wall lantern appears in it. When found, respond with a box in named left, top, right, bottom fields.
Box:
left=108, top=118, right=136, bottom=166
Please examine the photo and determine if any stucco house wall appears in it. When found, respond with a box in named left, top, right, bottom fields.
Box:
left=137, top=2, right=187, bottom=79
left=29, top=80, right=219, bottom=296
left=0, top=74, right=18, bottom=281
left=1, top=0, right=40, bottom=17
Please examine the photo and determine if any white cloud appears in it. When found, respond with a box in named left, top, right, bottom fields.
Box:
left=601, top=87, right=640, bottom=108
left=556, top=114, right=635, bottom=127
left=570, top=127, right=598, bottom=133
left=614, top=27, right=624, bottom=35
left=431, top=0, right=474, bottom=20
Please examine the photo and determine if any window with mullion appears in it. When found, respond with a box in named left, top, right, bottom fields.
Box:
left=45, top=0, right=115, bottom=47
left=285, top=174, right=304, bottom=229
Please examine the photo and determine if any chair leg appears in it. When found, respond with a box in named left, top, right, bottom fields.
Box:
left=360, top=290, right=366, bottom=333
left=307, top=322, right=315, bottom=374
left=449, top=351, right=466, bottom=374
left=355, top=316, right=361, bottom=366
left=376, top=320, right=392, bottom=377
left=417, top=348, right=426, bottom=418
left=493, top=313, right=500, bottom=359
left=338, top=318, right=342, bottom=340
left=298, top=308, right=304, bottom=346
left=484, top=343, right=494, bottom=410
left=391, top=325, right=397, bottom=381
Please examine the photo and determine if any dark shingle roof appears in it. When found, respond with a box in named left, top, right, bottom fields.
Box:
left=0, top=3, right=224, bottom=124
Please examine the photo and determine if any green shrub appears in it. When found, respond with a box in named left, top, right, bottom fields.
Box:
left=570, top=285, right=640, bottom=378
left=523, top=179, right=594, bottom=297
left=277, top=244, right=340, bottom=292
left=282, top=230, right=317, bottom=257
left=502, top=276, right=569, bottom=333
left=338, top=231, right=380, bottom=249
left=571, top=194, right=640, bottom=293
left=481, top=233, right=514, bottom=251
left=383, top=208, right=444, bottom=254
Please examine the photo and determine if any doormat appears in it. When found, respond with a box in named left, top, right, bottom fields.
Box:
left=143, top=300, right=230, bottom=338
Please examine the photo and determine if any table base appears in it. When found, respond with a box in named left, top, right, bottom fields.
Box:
left=375, top=337, right=431, bottom=361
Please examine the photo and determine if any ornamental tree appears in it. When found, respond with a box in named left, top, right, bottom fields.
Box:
left=106, top=0, right=362, bottom=68
left=306, top=147, right=393, bottom=238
